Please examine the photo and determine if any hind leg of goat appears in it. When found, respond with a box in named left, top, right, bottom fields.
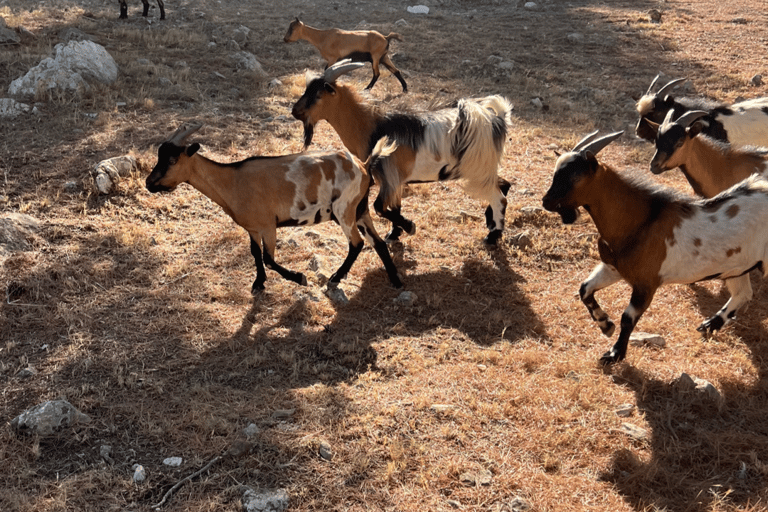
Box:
left=260, top=230, right=307, bottom=287
left=601, top=287, right=655, bottom=365
left=483, top=188, right=508, bottom=246
left=698, top=274, right=753, bottom=334
left=580, top=263, right=622, bottom=337
left=381, top=55, right=407, bottom=92
left=365, top=59, right=381, bottom=90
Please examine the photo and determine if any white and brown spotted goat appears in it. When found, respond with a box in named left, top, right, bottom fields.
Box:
left=292, top=61, right=512, bottom=245
left=649, top=110, right=768, bottom=198
left=146, top=122, right=402, bottom=293
left=543, top=130, right=768, bottom=364
left=636, top=74, right=768, bottom=146
left=120, top=0, right=164, bottom=19
left=284, top=18, right=407, bottom=92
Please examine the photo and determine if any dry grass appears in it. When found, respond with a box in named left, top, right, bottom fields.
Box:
left=3, top=0, right=768, bottom=511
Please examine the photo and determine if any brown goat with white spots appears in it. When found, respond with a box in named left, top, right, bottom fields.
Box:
left=284, top=18, right=407, bottom=92
left=650, top=110, right=768, bottom=198
left=146, top=123, right=402, bottom=294
left=292, top=61, right=511, bottom=246
left=120, top=0, right=164, bottom=19
left=543, top=130, right=768, bottom=365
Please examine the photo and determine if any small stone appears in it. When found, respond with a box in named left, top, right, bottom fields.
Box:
left=132, top=464, right=146, bottom=483
left=615, top=403, right=634, bottom=417
left=486, top=55, right=503, bottom=66
left=326, top=286, right=349, bottom=304
left=519, top=206, right=544, bottom=215
left=318, top=440, right=333, bottom=461
left=243, top=423, right=260, bottom=438
left=163, top=457, right=183, bottom=467
left=509, top=232, right=532, bottom=249
left=18, top=366, right=37, bottom=378
left=731, top=17, right=748, bottom=25
left=447, top=499, right=461, bottom=508
left=395, top=19, right=409, bottom=27
left=100, top=445, right=114, bottom=463
left=430, top=404, right=454, bottom=413
left=271, top=409, right=295, bottom=420
left=648, top=9, right=662, bottom=23
left=751, top=74, right=763, bottom=87
left=242, top=488, right=289, bottom=512
left=406, top=5, right=429, bottom=14
left=524, top=2, right=539, bottom=11
left=136, top=58, right=151, bottom=66
left=393, top=291, right=417, bottom=306
left=268, top=78, right=282, bottom=89
left=629, top=331, right=666, bottom=348
left=567, top=32, right=584, bottom=44
left=531, top=97, right=544, bottom=109
left=509, top=496, right=532, bottom=511
left=620, top=423, right=648, bottom=441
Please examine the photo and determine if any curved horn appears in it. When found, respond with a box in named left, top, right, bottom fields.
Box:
left=579, top=131, right=624, bottom=156
left=645, top=74, right=662, bottom=95
left=167, top=121, right=202, bottom=145
left=571, top=130, right=600, bottom=152
left=323, top=60, right=365, bottom=83
left=656, top=77, right=687, bottom=98
left=674, top=110, right=708, bottom=129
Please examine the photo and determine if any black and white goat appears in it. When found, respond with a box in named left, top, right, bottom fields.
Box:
left=635, top=74, right=768, bottom=146
left=650, top=110, right=768, bottom=198
left=543, top=130, right=768, bottom=364
left=120, top=0, right=164, bottom=19
left=291, top=61, right=512, bottom=245
left=146, top=122, right=402, bottom=293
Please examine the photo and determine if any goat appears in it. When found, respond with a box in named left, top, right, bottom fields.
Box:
left=146, top=122, right=403, bottom=293
left=291, top=61, right=512, bottom=245
left=650, top=109, right=768, bottom=198
left=635, top=74, right=768, bottom=146
left=542, top=130, right=768, bottom=364
left=120, top=0, right=165, bottom=19
left=284, top=17, right=408, bottom=92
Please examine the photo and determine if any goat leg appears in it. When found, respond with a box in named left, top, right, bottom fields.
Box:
left=601, top=287, right=654, bottom=365
left=579, top=263, right=622, bottom=337
left=697, top=274, right=753, bottom=334
left=249, top=236, right=268, bottom=294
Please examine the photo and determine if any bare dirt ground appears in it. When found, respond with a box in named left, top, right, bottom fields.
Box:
left=3, top=0, right=768, bottom=511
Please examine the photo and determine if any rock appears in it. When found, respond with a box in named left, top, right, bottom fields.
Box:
left=0, top=213, right=41, bottom=260
left=395, top=19, right=409, bottom=27
left=318, top=440, right=333, bottom=461
left=231, top=51, right=266, bottom=76
left=615, top=403, right=634, bottom=417
left=100, top=445, right=114, bottom=464
left=430, top=404, right=454, bottom=413
left=407, top=5, right=429, bottom=14
left=326, top=286, right=349, bottom=304
left=163, top=457, right=183, bottom=467
left=158, top=77, right=172, bottom=87
left=509, top=496, right=532, bottom=511
left=531, top=97, right=544, bottom=109
left=567, top=32, right=584, bottom=44
left=8, top=40, right=118, bottom=98
left=751, top=74, right=763, bottom=87
left=620, top=422, right=649, bottom=441
left=498, top=61, right=515, bottom=71
left=173, top=60, right=188, bottom=69
left=732, top=17, right=748, bottom=25
left=243, top=423, right=260, bottom=438
left=271, top=409, right=295, bottom=420
left=486, top=55, right=503, bottom=66
left=0, top=98, right=30, bottom=118
left=676, top=374, right=724, bottom=407
left=17, top=366, right=37, bottom=378
left=11, top=399, right=92, bottom=436
left=232, top=25, right=250, bottom=45
left=519, top=206, right=544, bottom=215
left=132, top=464, right=146, bottom=483
left=509, top=231, right=532, bottom=249
left=0, top=25, right=19, bottom=44
left=524, top=2, right=539, bottom=11
left=242, top=488, right=289, bottom=512
left=91, top=155, right=139, bottom=195
left=394, top=290, right=417, bottom=306
left=226, top=40, right=241, bottom=51
left=629, top=331, right=666, bottom=348
left=459, top=468, right=492, bottom=486
left=268, top=78, right=282, bottom=89
left=648, top=9, right=662, bottom=23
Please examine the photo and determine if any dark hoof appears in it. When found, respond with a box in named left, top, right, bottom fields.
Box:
left=600, top=321, right=616, bottom=337
left=697, top=315, right=725, bottom=334
left=385, top=226, right=404, bottom=243
left=600, top=349, right=624, bottom=365
left=483, top=230, right=503, bottom=246
left=404, top=221, right=416, bottom=236
left=251, top=282, right=265, bottom=295
left=298, top=274, right=308, bottom=286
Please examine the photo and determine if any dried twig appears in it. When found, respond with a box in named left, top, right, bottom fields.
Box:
left=151, top=453, right=223, bottom=509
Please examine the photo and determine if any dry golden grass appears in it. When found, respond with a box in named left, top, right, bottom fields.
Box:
left=3, top=0, right=768, bottom=511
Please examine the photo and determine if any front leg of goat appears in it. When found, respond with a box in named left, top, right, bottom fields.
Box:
left=260, top=232, right=307, bottom=287
left=328, top=241, right=364, bottom=287
left=249, top=235, right=268, bottom=294
left=601, top=287, right=655, bottom=364
left=374, top=196, right=415, bottom=243
left=579, top=263, right=622, bottom=337
left=357, top=214, right=403, bottom=288
left=698, top=274, right=753, bottom=334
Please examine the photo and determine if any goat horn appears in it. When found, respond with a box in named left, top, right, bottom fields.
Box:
left=645, top=74, right=662, bottom=95
left=579, top=131, right=624, bottom=156
left=167, top=121, right=203, bottom=145
left=323, top=60, right=365, bottom=83
left=571, top=130, right=600, bottom=152
left=655, top=77, right=687, bottom=98
left=674, top=110, right=709, bottom=129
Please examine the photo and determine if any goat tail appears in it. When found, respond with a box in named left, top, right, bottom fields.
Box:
left=451, top=95, right=512, bottom=201
left=385, top=32, right=403, bottom=42
left=367, top=136, right=402, bottom=209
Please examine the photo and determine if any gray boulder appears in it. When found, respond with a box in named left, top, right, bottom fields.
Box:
left=11, top=399, right=92, bottom=436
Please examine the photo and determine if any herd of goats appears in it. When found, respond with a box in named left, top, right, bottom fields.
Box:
left=139, top=14, right=768, bottom=365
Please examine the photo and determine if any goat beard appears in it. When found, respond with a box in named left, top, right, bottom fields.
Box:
left=302, top=122, right=315, bottom=149
left=557, top=207, right=579, bottom=224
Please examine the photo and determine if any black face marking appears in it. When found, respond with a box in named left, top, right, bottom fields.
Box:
left=655, top=124, right=686, bottom=162
left=292, top=78, right=326, bottom=122
left=146, top=142, right=185, bottom=192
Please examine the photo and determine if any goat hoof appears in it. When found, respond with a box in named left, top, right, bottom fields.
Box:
left=298, top=274, right=308, bottom=287
left=599, top=350, right=623, bottom=365
left=600, top=321, right=616, bottom=337
left=405, top=222, right=416, bottom=236
left=251, top=282, right=266, bottom=295
left=483, top=230, right=502, bottom=246
left=697, top=315, right=724, bottom=334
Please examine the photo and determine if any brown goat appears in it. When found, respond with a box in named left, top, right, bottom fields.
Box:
left=120, top=0, right=164, bottom=19
left=146, top=122, right=402, bottom=293
left=284, top=18, right=407, bottom=92
left=650, top=110, right=768, bottom=198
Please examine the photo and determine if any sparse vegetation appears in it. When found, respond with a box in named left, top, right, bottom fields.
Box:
left=2, top=1, right=768, bottom=511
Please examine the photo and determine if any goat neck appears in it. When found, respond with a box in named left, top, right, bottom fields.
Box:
left=182, top=154, right=240, bottom=219
left=322, top=84, right=379, bottom=159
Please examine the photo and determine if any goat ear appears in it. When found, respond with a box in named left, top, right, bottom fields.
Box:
left=687, top=121, right=704, bottom=137
left=186, top=143, right=200, bottom=156
left=323, top=82, right=337, bottom=95
left=583, top=151, right=600, bottom=171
